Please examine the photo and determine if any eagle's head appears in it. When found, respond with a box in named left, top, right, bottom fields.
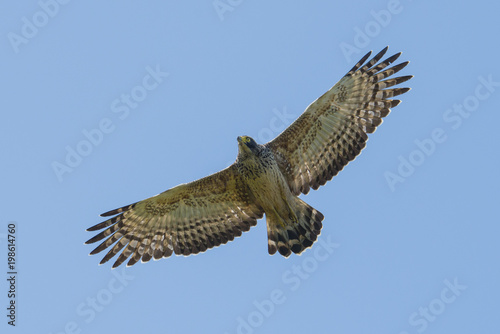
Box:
left=237, top=135, right=260, bottom=155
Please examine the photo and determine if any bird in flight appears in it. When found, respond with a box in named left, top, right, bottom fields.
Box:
left=86, top=47, right=412, bottom=268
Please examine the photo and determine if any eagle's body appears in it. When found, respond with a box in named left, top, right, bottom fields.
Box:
left=235, top=136, right=323, bottom=256
left=86, top=47, right=413, bottom=268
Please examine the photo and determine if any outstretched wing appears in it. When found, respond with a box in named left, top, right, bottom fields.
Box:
left=86, top=164, right=263, bottom=268
left=266, top=47, right=412, bottom=195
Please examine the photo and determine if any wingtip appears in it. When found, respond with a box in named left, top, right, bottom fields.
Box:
left=86, top=222, right=106, bottom=232
left=100, top=208, right=121, bottom=217
left=100, top=210, right=115, bottom=217
left=391, top=99, right=402, bottom=107
left=90, top=248, right=100, bottom=255
left=100, top=203, right=136, bottom=217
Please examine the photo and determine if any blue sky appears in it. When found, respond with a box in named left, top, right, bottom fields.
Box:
left=1, top=1, right=499, bottom=333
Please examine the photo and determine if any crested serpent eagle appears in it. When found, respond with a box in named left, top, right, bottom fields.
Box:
left=86, top=47, right=413, bottom=268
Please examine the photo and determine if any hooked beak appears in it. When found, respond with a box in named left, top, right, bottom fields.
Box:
left=237, top=136, right=250, bottom=144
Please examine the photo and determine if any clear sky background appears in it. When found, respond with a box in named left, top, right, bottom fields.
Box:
left=1, top=1, right=499, bottom=333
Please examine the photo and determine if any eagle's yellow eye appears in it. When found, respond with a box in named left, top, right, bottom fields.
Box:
left=242, top=136, right=250, bottom=143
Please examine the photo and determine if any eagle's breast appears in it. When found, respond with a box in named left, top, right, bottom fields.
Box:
left=237, top=146, right=290, bottom=209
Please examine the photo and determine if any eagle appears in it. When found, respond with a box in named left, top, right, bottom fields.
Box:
left=86, top=47, right=412, bottom=268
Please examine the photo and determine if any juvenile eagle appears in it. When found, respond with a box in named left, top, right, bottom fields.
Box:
left=86, top=47, right=412, bottom=268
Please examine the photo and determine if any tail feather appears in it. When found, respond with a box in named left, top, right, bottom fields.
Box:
left=267, top=198, right=324, bottom=257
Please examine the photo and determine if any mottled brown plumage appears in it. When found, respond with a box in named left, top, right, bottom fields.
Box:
left=86, top=47, right=412, bottom=268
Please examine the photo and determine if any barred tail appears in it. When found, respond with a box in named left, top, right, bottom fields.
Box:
left=266, top=198, right=324, bottom=257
